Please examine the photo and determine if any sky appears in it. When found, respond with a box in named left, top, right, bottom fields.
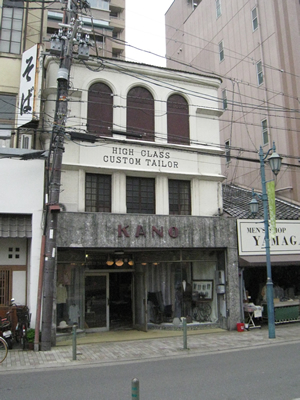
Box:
left=125, top=0, right=174, bottom=67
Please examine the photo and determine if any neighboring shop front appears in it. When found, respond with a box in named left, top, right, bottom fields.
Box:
left=237, top=219, right=300, bottom=323
left=0, top=159, right=44, bottom=328
left=56, top=214, right=239, bottom=332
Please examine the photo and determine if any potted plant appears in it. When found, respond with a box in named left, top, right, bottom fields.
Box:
left=26, top=328, right=35, bottom=350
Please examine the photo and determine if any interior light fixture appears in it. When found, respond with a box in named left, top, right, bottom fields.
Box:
left=141, top=262, right=147, bottom=266
left=115, top=259, right=124, bottom=267
left=128, top=259, right=134, bottom=266
left=106, top=255, right=114, bottom=266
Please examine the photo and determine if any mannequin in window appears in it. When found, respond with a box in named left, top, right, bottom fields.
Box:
left=57, top=283, right=67, bottom=324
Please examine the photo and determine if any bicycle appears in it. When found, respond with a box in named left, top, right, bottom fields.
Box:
left=192, top=302, right=212, bottom=322
left=10, top=300, right=30, bottom=350
left=15, top=305, right=30, bottom=350
left=0, top=337, right=8, bottom=363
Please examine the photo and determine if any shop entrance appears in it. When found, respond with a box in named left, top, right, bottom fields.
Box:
left=84, top=271, right=133, bottom=331
left=84, top=273, right=109, bottom=331
left=109, top=272, right=133, bottom=329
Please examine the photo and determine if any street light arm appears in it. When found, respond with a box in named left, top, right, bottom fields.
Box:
left=259, top=142, right=276, bottom=162
left=259, top=142, right=282, bottom=176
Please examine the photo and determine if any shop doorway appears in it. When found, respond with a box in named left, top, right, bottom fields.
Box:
left=84, top=273, right=109, bottom=331
left=109, top=272, right=133, bottom=330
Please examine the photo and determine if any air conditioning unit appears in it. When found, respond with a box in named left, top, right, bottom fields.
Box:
left=20, top=134, right=32, bottom=149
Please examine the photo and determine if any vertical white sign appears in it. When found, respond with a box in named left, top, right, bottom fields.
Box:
left=17, top=45, right=38, bottom=127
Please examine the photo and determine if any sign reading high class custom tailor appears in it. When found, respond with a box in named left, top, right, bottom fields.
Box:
left=103, top=147, right=179, bottom=169
left=79, top=142, right=202, bottom=174
left=237, top=219, right=300, bottom=256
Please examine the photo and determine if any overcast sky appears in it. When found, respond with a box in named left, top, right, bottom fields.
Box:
left=125, top=0, right=174, bottom=67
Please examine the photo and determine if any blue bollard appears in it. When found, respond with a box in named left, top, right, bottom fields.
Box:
left=72, top=324, right=77, bottom=360
left=132, top=378, right=139, bottom=400
left=182, top=317, right=187, bottom=350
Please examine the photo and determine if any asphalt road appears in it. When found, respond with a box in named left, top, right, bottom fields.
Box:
left=1, top=341, right=300, bottom=400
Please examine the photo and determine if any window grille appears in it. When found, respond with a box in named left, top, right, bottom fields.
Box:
left=216, top=0, right=221, bottom=18
left=85, top=174, right=111, bottom=212
left=126, top=177, right=155, bottom=214
left=219, top=41, right=224, bottom=62
left=252, top=7, right=258, bottom=31
left=262, top=119, right=268, bottom=145
left=222, top=89, right=227, bottom=110
left=0, top=0, right=24, bottom=54
left=169, top=180, right=191, bottom=215
left=0, top=269, right=10, bottom=306
left=257, top=61, right=263, bottom=85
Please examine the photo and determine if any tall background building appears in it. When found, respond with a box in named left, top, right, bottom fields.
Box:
left=165, top=0, right=300, bottom=204
left=0, top=0, right=125, bottom=151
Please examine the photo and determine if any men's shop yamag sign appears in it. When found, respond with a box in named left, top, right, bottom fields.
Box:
left=237, top=219, right=300, bottom=256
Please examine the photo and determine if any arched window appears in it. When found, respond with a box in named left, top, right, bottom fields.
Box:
left=127, top=86, right=154, bottom=141
left=167, top=94, right=190, bottom=145
left=87, top=82, right=113, bottom=136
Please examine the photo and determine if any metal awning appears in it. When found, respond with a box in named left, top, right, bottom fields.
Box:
left=0, top=214, right=32, bottom=238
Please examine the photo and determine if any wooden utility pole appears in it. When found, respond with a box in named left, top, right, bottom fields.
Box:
left=40, top=2, right=79, bottom=351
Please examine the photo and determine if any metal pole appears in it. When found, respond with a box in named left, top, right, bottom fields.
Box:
left=131, top=378, right=139, bottom=400
left=182, top=317, right=187, bottom=349
left=34, top=234, right=45, bottom=352
left=259, top=146, right=275, bottom=339
left=72, top=324, right=77, bottom=360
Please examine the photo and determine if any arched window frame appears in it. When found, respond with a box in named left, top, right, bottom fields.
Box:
left=87, top=82, right=113, bottom=137
left=167, top=94, right=190, bottom=145
left=126, top=86, right=155, bottom=141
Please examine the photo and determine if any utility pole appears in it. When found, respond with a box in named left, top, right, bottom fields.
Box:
left=40, top=0, right=90, bottom=350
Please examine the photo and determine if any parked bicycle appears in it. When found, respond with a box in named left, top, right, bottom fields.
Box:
left=192, top=302, right=212, bottom=322
left=10, top=299, right=31, bottom=350
left=0, top=306, right=13, bottom=349
left=0, top=337, right=8, bottom=363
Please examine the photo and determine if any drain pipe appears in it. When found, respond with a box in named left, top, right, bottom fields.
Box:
left=239, top=268, right=245, bottom=323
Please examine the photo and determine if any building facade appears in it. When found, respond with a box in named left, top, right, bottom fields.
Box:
left=0, top=0, right=125, bottom=324
left=0, top=0, right=125, bottom=153
left=41, top=56, right=240, bottom=335
left=165, top=0, right=300, bottom=204
left=0, top=158, right=44, bottom=327
left=223, top=184, right=300, bottom=324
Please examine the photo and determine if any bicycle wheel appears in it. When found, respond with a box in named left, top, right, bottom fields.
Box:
left=0, top=337, right=8, bottom=363
left=198, top=303, right=211, bottom=322
left=192, top=307, right=200, bottom=321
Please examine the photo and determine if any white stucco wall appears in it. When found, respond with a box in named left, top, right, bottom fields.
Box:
left=44, top=58, right=224, bottom=216
left=0, top=158, right=45, bottom=327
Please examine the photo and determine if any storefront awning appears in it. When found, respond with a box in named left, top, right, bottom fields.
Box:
left=0, top=214, right=32, bottom=238
left=239, top=254, right=300, bottom=267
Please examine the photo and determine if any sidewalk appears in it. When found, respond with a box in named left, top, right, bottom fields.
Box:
left=1, top=323, right=300, bottom=372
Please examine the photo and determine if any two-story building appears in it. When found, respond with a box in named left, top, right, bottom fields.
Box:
left=41, top=56, right=240, bottom=336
